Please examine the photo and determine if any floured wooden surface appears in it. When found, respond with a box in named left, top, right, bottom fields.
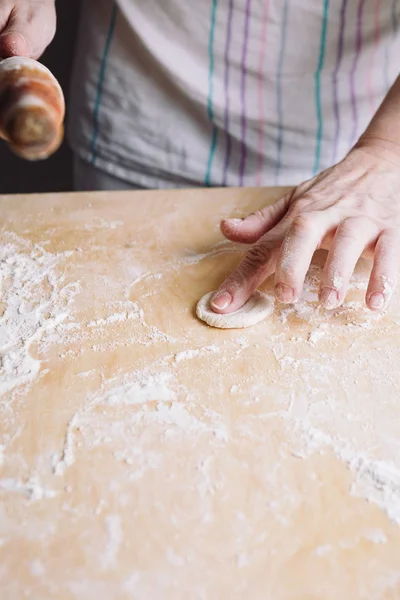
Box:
left=1, top=187, right=400, bottom=599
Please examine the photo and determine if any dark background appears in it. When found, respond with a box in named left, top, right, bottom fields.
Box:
left=0, top=0, right=81, bottom=194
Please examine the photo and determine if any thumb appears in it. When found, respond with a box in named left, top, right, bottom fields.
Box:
left=0, top=31, right=31, bottom=58
left=0, top=3, right=56, bottom=59
left=220, top=192, right=292, bottom=245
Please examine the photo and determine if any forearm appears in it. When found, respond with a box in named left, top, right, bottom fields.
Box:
left=358, top=74, right=400, bottom=162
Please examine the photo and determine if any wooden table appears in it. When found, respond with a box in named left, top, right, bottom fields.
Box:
left=1, top=187, right=400, bottom=599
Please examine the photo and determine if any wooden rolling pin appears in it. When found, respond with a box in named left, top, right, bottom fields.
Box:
left=0, top=57, right=65, bottom=161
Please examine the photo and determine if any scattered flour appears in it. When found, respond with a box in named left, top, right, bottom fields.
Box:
left=87, top=310, right=141, bottom=328
left=382, top=277, right=395, bottom=300
left=174, top=345, right=219, bottom=363
left=350, top=457, right=400, bottom=524
left=0, top=476, right=57, bottom=500
left=332, top=275, right=344, bottom=290
left=101, top=372, right=176, bottom=405
left=308, top=329, right=326, bottom=344
left=315, top=545, right=332, bottom=556
left=365, top=529, right=388, bottom=544
left=101, top=515, right=123, bottom=570
left=296, top=425, right=400, bottom=525
left=2, top=232, right=400, bottom=594
left=274, top=262, right=400, bottom=526
left=84, top=219, right=123, bottom=231
left=52, top=414, right=79, bottom=477
left=29, top=560, right=46, bottom=577
left=0, top=234, right=78, bottom=396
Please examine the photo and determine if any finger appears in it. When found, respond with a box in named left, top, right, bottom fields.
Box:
left=319, top=217, right=379, bottom=309
left=211, top=247, right=280, bottom=314
left=275, top=212, right=330, bottom=304
left=211, top=214, right=295, bottom=313
left=0, top=3, right=56, bottom=59
left=366, top=228, right=400, bottom=311
left=221, top=192, right=291, bottom=244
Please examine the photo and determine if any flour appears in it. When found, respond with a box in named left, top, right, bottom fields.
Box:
left=29, top=560, right=46, bottom=577
left=350, top=457, right=400, bottom=524
left=308, top=329, right=326, bottom=344
left=87, top=310, right=141, bottom=328
left=365, top=529, right=387, bottom=544
left=3, top=225, right=400, bottom=597
left=143, top=327, right=177, bottom=346
left=296, top=424, right=400, bottom=525
left=57, top=294, right=175, bottom=352
left=174, top=345, right=219, bottom=363
left=271, top=259, right=400, bottom=526
left=52, top=414, right=79, bottom=476
left=48, top=354, right=231, bottom=477
left=382, top=277, right=395, bottom=301
left=314, top=545, right=332, bottom=556
left=101, top=372, right=176, bottom=405
left=279, top=264, right=385, bottom=332
left=332, top=275, right=343, bottom=290
left=0, top=476, right=57, bottom=500
left=101, top=515, right=123, bottom=570
left=150, top=402, right=209, bottom=432
left=0, top=234, right=78, bottom=396
left=84, top=218, right=123, bottom=231
left=51, top=368, right=185, bottom=476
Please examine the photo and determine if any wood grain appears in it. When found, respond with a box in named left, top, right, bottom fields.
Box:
left=0, top=187, right=399, bottom=599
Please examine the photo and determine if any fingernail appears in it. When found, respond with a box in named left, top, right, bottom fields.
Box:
left=369, top=292, right=385, bottom=310
left=275, top=283, right=294, bottom=303
left=320, top=287, right=339, bottom=310
left=227, top=218, right=243, bottom=226
left=211, top=291, right=232, bottom=310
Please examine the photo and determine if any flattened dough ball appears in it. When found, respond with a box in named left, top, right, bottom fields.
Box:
left=196, top=290, right=274, bottom=329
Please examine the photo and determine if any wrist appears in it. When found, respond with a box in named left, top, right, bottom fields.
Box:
left=353, top=135, right=400, bottom=168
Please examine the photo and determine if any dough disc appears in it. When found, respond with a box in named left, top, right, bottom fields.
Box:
left=196, top=290, right=274, bottom=329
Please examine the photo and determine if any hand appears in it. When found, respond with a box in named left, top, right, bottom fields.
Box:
left=0, top=0, right=56, bottom=59
left=211, top=143, right=400, bottom=314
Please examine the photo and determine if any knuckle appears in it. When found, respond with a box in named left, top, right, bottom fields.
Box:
left=377, top=240, right=398, bottom=259
left=290, top=213, right=315, bottom=235
left=337, top=218, right=358, bottom=237
left=243, top=243, right=271, bottom=270
left=382, top=228, right=400, bottom=248
left=287, top=200, right=305, bottom=218
left=336, top=217, right=369, bottom=243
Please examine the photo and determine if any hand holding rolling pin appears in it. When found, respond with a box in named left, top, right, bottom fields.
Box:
left=0, top=0, right=64, bottom=160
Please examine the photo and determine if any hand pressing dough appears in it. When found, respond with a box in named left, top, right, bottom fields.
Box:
left=196, top=290, right=274, bottom=329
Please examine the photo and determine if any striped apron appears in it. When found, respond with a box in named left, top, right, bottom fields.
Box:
left=67, top=0, right=400, bottom=188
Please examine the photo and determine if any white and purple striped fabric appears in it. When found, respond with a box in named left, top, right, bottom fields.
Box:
left=68, top=0, right=400, bottom=189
